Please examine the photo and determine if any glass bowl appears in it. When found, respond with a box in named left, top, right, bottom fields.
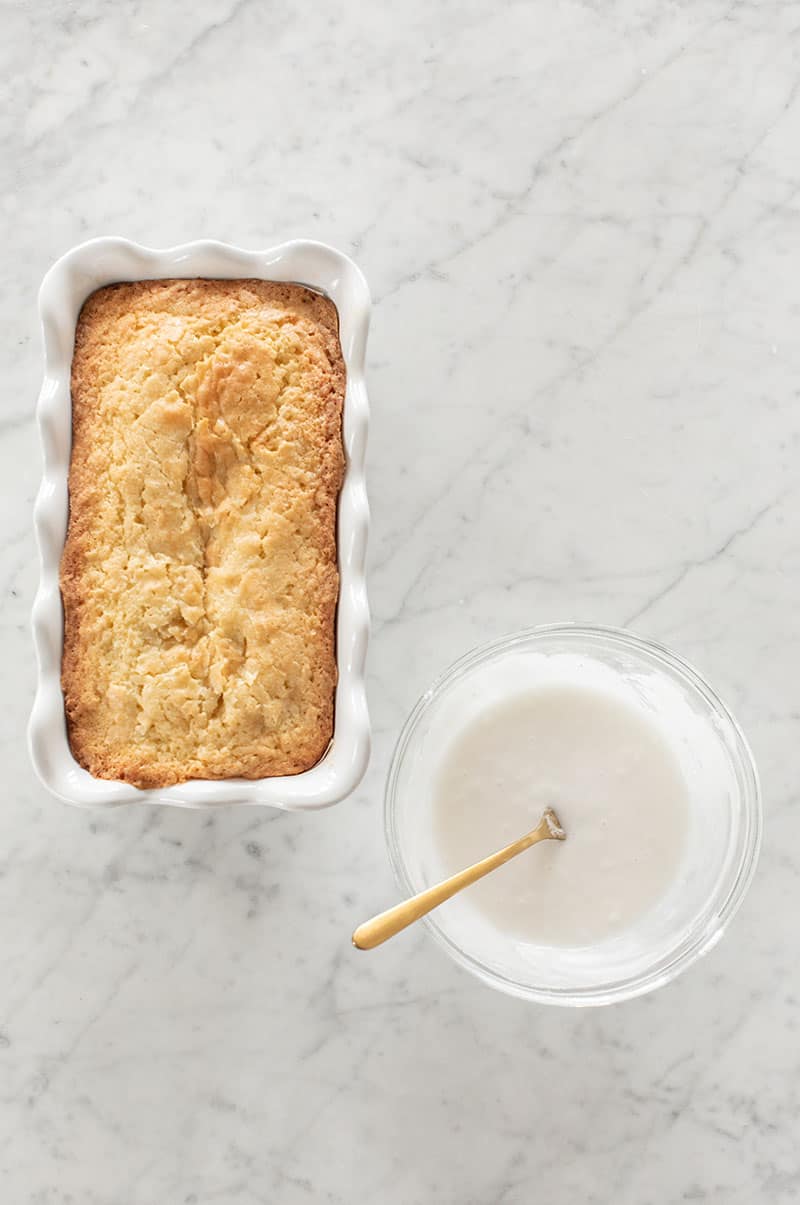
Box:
left=385, top=624, right=762, bottom=1006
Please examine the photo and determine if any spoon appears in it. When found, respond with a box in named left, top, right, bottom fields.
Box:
left=352, top=807, right=566, bottom=950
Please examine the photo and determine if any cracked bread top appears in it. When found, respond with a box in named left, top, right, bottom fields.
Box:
left=61, top=279, right=345, bottom=788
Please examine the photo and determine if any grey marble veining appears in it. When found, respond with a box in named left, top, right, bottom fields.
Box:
left=2, top=0, right=799, bottom=1200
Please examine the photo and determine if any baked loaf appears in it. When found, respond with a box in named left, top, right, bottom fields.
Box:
left=61, top=279, right=345, bottom=788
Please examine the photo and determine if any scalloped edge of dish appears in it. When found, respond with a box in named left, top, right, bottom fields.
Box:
left=29, top=237, right=370, bottom=809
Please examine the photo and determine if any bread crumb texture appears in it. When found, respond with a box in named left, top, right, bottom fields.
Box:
left=61, top=279, right=345, bottom=788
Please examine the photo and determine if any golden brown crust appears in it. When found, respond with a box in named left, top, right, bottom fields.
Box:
left=61, top=279, right=345, bottom=788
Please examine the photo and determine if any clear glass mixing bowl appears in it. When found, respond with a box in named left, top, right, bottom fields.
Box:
left=384, top=625, right=762, bottom=1006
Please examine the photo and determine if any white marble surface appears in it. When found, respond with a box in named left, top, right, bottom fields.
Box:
left=2, top=1, right=799, bottom=1200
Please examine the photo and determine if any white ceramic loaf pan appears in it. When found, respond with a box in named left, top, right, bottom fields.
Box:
left=29, top=238, right=370, bottom=809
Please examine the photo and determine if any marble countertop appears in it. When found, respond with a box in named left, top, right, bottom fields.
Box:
left=3, top=1, right=798, bottom=1200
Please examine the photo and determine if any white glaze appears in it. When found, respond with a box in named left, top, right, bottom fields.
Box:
left=431, top=682, right=689, bottom=945
left=389, top=629, right=759, bottom=1006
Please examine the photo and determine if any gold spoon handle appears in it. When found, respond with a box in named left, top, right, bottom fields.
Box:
left=352, top=807, right=565, bottom=951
